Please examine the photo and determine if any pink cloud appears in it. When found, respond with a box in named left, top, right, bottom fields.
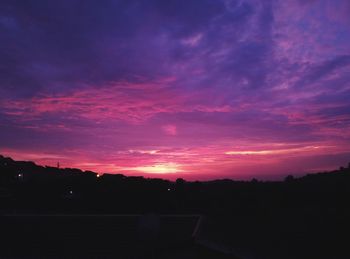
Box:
left=162, top=124, right=177, bottom=136
left=1, top=79, right=233, bottom=125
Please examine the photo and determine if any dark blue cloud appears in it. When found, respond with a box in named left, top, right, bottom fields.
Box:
left=295, top=55, right=350, bottom=88
left=0, top=0, right=227, bottom=97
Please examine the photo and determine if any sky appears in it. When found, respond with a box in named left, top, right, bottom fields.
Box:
left=1, top=0, right=350, bottom=180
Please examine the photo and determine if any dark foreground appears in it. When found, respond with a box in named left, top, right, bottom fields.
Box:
left=1, top=215, right=235, bottom=259
left=1, top=210, right=348, bottom=259
left=1, top=155, right=350, bottom=258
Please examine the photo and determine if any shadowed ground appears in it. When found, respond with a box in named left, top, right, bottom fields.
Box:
left=0, top=215, right=236, bottom=259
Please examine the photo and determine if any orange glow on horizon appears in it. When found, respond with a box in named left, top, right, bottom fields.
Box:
left=127, top=163, right=183, bottom=174
left=1, top=143, right=350, bottom=181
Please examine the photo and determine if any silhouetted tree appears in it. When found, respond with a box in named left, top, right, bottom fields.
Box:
left=284, top=175, right=294, bottom=182
left=176, top=178, right=185, bottom=187
left=251, top=178, right=258, bottom=183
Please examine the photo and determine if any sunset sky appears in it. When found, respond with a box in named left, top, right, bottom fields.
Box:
left=1, top=0, right=350, bottom=180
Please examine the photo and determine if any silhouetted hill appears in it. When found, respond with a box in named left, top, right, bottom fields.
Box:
left=1, top=154, right=350, bottom=215
left=1, top=155, right=350, bottom=258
